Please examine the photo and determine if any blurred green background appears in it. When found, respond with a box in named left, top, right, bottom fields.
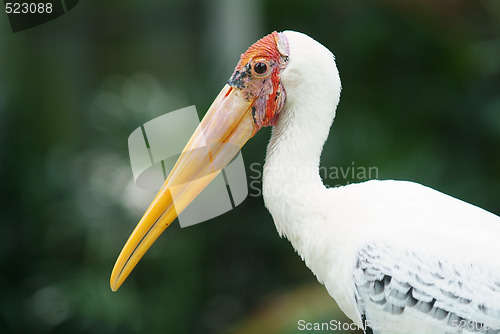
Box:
left=1, top=1, right=499, bottom=333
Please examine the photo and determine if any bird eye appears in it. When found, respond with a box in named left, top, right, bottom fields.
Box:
left=253, top=61, right=269, bottom=76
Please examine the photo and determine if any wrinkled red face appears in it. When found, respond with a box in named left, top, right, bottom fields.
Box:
left=227, top=31, right=290, bottom=128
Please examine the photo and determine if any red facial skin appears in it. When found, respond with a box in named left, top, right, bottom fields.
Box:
left=227, top=31, right=290, bottom=129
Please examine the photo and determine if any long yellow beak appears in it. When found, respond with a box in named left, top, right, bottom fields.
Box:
left=110, top=84, right=257, bottom=291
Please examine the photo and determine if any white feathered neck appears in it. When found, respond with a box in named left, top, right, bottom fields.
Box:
left=263, top=30, right=341, bottom=250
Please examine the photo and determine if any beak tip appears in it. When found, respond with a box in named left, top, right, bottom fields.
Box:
left=110, top=269, right=122, bottom=292
left=110, top=280, right=120, bottom=292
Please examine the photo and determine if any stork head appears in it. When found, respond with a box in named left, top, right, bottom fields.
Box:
left=110, top=31, right=334, bottom=291
left=227, top=31, right=289, bottom=128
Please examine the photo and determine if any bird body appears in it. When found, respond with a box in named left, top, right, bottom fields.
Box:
left=264, top=31, right=500, bottom=333
left=111, top=30, right=500, bottom=333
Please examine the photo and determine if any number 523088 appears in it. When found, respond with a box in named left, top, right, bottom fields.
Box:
left=5, top=2, right=53, bottom=14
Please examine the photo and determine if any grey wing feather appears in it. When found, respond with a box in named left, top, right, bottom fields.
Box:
left=354, top=242, right=500, bottom=334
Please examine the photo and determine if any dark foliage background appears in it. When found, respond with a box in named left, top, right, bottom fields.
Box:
left=1, top=1, right=499, bottom=333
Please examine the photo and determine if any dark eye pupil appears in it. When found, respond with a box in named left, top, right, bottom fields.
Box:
left=254, top=62, right=267, bottom=75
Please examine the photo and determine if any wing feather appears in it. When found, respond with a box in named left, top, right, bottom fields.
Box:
left=354, top=242, right=500, bottom=334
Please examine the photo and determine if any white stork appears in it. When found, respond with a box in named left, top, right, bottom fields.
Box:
left=111, top=31, right=500, bottom=333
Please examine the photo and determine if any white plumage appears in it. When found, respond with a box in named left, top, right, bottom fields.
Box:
left=264, top=31, right=500, bottom=333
